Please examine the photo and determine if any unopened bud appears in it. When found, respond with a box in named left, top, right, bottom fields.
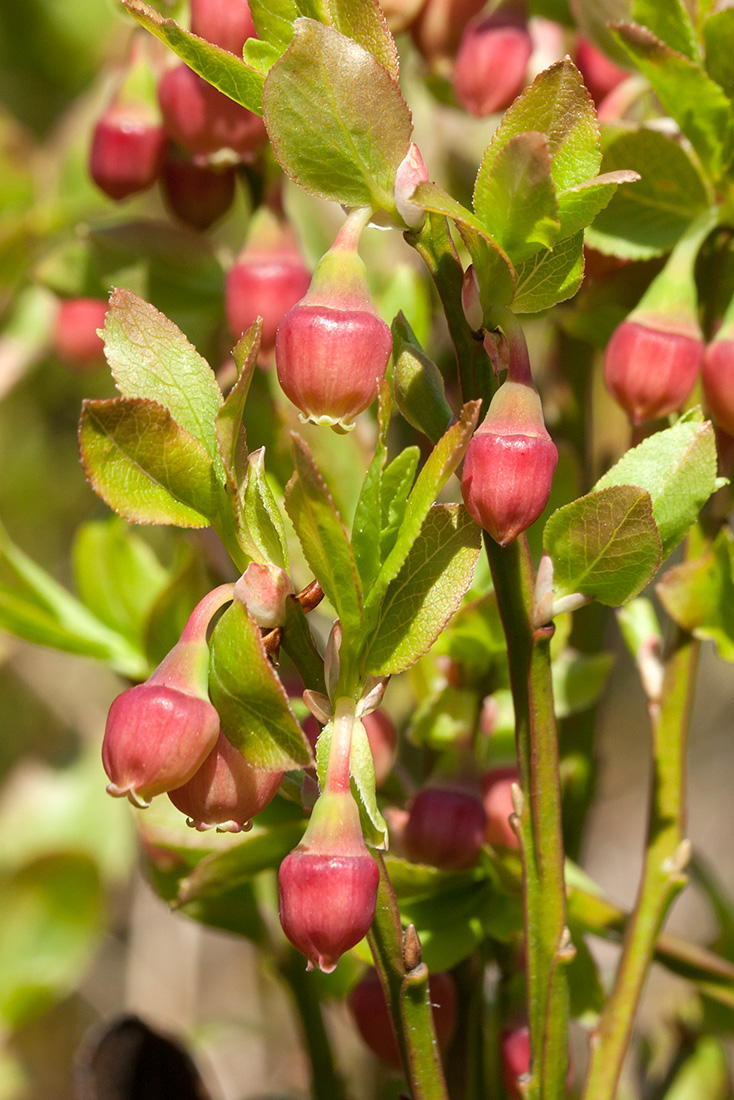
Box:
left=275, top=210, right=392, bottom=430
left=161, top=153, right=236, bottom=230
left=604, top=317, right=703, bottom=425
left=453, top=13, right=533, bottom=117
left=90, top=105, right=166, bottom=202
left=234, top=562, right=294, bottom=628
left=703, top=336, right=734, bottom=437
left=404, top=787, right=486, bottom=870
left=189, top=0, right=256, bottom=55
left=53, top=298, right=108, bottom=371
left=462, top=380, right=558, bottom=545
left=349, top=968, right=457, bottom=1069
left=226, top=209, right=311, bottom=356
left=168, top=730, right=283, bottom=830
left=158, top=63, right=266, bottom=158
left=394, top=143, right=430, bottom=228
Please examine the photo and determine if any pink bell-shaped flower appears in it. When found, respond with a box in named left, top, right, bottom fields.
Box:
left=453, top=13, right=533, bottom=117
left=404, top=786, right=487, bottom=870
left=275, top=208, right=392, bottom=430
left=158, top=63, right=266, bottom=158
left=53, top=298, right=108, bottom=371
left=161, top=152, right=236, bottom=230
left=102, top=585, right=234, bottom=807
left=349, top=968, right=457, bottom=1069
left=189, top=0, right=256, bottom=55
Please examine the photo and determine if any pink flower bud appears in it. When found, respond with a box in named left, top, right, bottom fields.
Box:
left=161, top=153, right=236, bottom=230
left=189, top=0, right=256, bottom=55
left=53, top=298, right=108, bottom=371
left=702, top=338, right=734, bottom=437
left=480, top=766, right=519, bottom=849
left=158, top=63, right=267, bottom=158
left=349, top=968, right=457, bottom=1069
left=461, top=380, right=558, bottom=545
left=575, top=36, right=627, bottom=106
left=394, top=143, right=430, bottom=228
left=89, top=109, right=166, bottom=201
left=168, top=730, right=283, bottom=831
left=501, top=1025, right=531, bottom=1099
left=233, top=562, right=294, bottom=628
left=453, top=14, right=533, bottom=117
left=404, top=787, right=486, bottom=870
left=604, top=317, right=704, bottom=425
left=275, top=211, right=392, bottom=429
left=226, top=210, right=311, bottom=355
left=411, top=0, right=487, bottom=62
left=278, top=789, right=378, bottom=971
left=102, top=585, right=233, bottom=807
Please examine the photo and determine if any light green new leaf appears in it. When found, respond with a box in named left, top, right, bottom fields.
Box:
left=284, top=434, right=363, bottom=637
left=104, top=289, right=224, bottom=475
left=593, top=409, right=719, bottom=558
left=657, top=528, right=734, bottom=661
left=72, top=518, right=168, bottom=646
left=0, top=524, right=147, bottom=677
left=250, top=0, right=298, bottom=52
left=209, top=600, right=313, bottom=769
left=121, top=0, right=265, bottom=114
left=329, top=0, right=399, bottom=80
left=703, top=9, right=734, bottom=99
left=511, top=231, right=585, bottom=313
left=586, top=129, right=712, bottom=260
left=79, top=398, right=219, bottom=527
left=366, top=504, right=481, bottom=675
left=632, top=0, right=700, bottom=63
left=262, top=19, right=412, bottom=212
left=364, top=401, right=480, bottom=632
left=544, top=484, right=662, bottom=606
left=611, top=22, right=734, bottom=180
left=352, top=383, right=392, bottom=592
left=478, top=59, right=601, bottom=194
left=556, top=170, right=639, bottom=241
left=215, top=319, right=261, bottom=494
left=473, top=131, right=560, bottom=264
left=552, top=650, right=615, bottom=718
left=242, top=449, right=290, bottom=569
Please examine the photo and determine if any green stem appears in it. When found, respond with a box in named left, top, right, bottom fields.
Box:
left=581, top=627, right=698, bottom=1100
left=483, top=533, right=570, bottom=1100
left=280, top=947, right=347, bottom=1100
left=367, top=853, right=449, bottom=1100
left=410, top=213, right=494, bottom=411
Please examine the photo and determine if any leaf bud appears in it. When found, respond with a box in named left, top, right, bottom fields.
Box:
left=233, top=562, right=295, bottom=629
left=226, top=208, right=312, bottom=357
left=161, top=152, right=236, bottom=230
left=349, top=968, right=457, bottom=1069
left=168, top=730, right=283, bottom=831
left=404, top=786, right=487, bottom=870
left=157, top=63, right=267, bottom=158
left=102, top=584, right=233, bottom=807
left=394, top=143, right=430, bottom=228
left=453, top=13, right=533, bottom=117
left=278, top=789, right=379, bottom=972
left=480, top=766, right=520, bottom=849
left=53, top=298, right=108, bottom=371
left=275, top=209, right=392, bottom=430
left=189, top=0, right=256, bottom=55
left=461, top=379, right=558, bottom=545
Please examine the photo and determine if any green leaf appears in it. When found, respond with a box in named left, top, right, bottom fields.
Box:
left=379, top=448, right=422, bottom=566
left=511, top=231, right=585, bottom=313
left=209, top=600, right=313, bottom=769
left=72, top=518, right=168, bottom=646
left=328, top=0, right=399, bottom=80
left=552, top=650, right=614, bottom=718
left=544, top=484, right=662, bottom=606
left=177, top=819, right=307, bottom=906
left=411, top=182, right=516, bottom=309
left=662, top=1036, right=730, bottom=1100
left=703, top=9, right=734, bottom=99
left=409, top=683, right=478, bottom=749
left=0, top=854, right=102, bottom=1030
left=585, top=129, right=712, bottom=260
left=352, top=382, right=392, bottom=592
left=281, top=594, right=327, bottom=694
left=79, top=397, right=219, bottom=527
left=262, top=19, right=412, bottom=212
left=0, top=525, right=147, bottom=677
left=121, top=0, right=265, bottom=114
left=214, top=320, right=261, bottom=493
left=479, top=58, right=601, bottom=194
left=363, top=401, right=481, bottom=631
left=657, top=527, right=734, bottom=661
left=593, top=409, right=719, bottom=558
left=103, top=289, right=223, bottom=474
left=555, top=170, right=639, bottom=241
left=242, top=449, right=290, bottom=569
left=611, top=22, right=734, bottom=179
left=631, top=0, right=700, bottom=63
left=365, top=504, right=481, bottom=675
left=473, top=131, right=560, bottom=264
left=391, top=316, right=452, bottom=443
left=250, top=0, right=298, bottom=51
left=284, top=434, right=363, bottom=638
